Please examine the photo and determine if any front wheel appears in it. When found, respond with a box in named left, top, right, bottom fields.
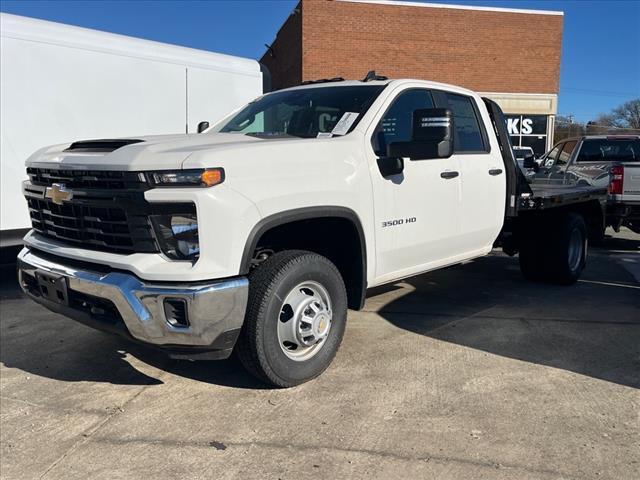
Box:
left=235, top=250, right=347, bottom=387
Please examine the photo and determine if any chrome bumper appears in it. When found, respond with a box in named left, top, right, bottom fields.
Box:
left=17, top=248, right=248, bottom=351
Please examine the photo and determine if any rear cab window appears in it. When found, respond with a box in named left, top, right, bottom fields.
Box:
left=577, top=138, right=640, bottom=162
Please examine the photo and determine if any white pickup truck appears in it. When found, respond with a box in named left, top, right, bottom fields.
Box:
left=17, top=77, right=607, bottom=387
left=531, top=135, right=640, bottom=235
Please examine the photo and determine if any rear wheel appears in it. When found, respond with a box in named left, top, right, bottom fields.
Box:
left=235, top=250, right=347, bottom=387
left=519, top=213, right=587, bottom=285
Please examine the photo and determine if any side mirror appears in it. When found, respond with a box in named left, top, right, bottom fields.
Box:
left=377, top=156, right=404, bottom=177
left=197, top=121, right=210, bottom=133
left=387, top=108, right=453, bottom=160
left=523, top=153, right=539, bottom=172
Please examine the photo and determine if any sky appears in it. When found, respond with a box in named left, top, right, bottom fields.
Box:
left=1, top=0, right=638, bottom=121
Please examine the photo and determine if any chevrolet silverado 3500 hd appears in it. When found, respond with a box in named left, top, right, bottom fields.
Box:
left=17, top=77, right=607, bottom=387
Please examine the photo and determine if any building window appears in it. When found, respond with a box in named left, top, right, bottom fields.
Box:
left=506, top=114, right=549, bottom=156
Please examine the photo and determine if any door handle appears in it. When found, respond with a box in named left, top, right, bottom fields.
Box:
left=488, top=168, right=503, bottom=176
left=440, top=171, right=459, bottom=179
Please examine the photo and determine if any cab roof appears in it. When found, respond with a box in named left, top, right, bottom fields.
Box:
left=278, top=78, right=479, bottom=97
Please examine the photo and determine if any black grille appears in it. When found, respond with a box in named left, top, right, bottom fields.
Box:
left=27, top=196, right=158, bottom=254
left=27, top=168, right=147, bottom=190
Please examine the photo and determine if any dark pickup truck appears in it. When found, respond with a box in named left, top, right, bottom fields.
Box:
left=526, top=135, right=640, bottom=235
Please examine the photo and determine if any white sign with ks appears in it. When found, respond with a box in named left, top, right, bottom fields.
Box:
left=507, top=117, right=533, bottom=135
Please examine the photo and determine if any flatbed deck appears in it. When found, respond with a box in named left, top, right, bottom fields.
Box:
left=520, top=182, right=608, bottom=211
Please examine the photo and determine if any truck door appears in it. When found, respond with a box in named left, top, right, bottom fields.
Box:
left=365, top=87, right=463, bottom=284
left=433, top=91, right=505, bottom=254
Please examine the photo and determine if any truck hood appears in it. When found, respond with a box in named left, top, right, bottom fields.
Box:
left=25, top=133, right=273, bottom=171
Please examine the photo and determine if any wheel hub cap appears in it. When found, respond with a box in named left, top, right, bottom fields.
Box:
left=568, top=228, right=583, bottom=272
left=278, top=281, right=333, bottom=361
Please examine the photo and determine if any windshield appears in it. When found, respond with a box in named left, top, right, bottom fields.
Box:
left=218, top=85, right=385, bottom=139
left=577, top=138, right=640, bottom=162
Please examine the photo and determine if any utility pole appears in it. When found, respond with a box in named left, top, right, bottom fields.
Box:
left=567, top=115, right=574, bottom=138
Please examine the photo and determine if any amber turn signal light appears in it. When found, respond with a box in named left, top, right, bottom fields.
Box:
left=148, top=168, right=225, bottom=187
left=201, top=169, right=224, bottom=187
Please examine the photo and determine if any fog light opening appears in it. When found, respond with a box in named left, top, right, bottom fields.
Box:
left=163, top=298, right=189, bottom=328
left=150, top=210, right=199, bottom=262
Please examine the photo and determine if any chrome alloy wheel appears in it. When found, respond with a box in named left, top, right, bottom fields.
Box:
left=277, top=281, right=333, bottom=361
left=567, top=228, right=584, bottom=272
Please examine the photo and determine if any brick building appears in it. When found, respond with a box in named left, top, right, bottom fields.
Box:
left=260, top=0, right=564, bottom=154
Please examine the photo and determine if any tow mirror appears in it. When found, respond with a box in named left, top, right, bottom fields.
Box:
left=387, top=108, right=453, bottom=160
left=377, top=156, right=404, bottom=177
left=197, top=121, right=210, bottom=134
left=523, top=153, right=539, bottom=172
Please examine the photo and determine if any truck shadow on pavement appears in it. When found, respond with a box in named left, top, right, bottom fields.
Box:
left=1, top=235, right=637, bottom=390
left=372, top=239, right=640, bottom=390
left=0, top=264, right=267, bottom=389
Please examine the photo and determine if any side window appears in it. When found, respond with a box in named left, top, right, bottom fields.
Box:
left=556, top=141, right=577, bottom=167
left=443, top=93, right=486, bottom=153
left=372, top=89, right=434, bottom=156
left=544, top=144, right=563, bottom=167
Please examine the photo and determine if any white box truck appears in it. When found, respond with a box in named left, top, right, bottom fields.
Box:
left=0, top=13, right=264, bottom=248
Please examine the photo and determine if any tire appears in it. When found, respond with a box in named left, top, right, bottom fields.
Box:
left=235, top=250, right=348, bottom=387
left=589, top=225, right=606, bottom=247
left=518, top=217, right=549, bottom=282
left=518, top=234, right=546, bottom=282
left=519, top=213, right=587, bottom=285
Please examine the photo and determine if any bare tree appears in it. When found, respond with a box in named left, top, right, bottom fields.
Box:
left=594, top=99, right=640, bottom=129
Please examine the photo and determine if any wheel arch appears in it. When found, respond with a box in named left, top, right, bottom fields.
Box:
left=240, top=206, right=368, bottom=310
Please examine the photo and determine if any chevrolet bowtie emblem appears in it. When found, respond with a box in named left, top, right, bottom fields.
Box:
left=45, top=183, right=73, bottom=205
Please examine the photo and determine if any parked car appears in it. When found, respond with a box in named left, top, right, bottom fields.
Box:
left=17, top=78, right=606, bottom=387
left=512, top=146, right=536, bottom=171
left=531, top=136, right=640, bottom=235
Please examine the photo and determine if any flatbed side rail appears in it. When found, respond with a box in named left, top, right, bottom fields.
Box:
left=519, top=186, right=609, bottom=212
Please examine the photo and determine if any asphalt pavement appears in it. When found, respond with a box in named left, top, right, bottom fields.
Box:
left=1, top=229, right=638, bottom=480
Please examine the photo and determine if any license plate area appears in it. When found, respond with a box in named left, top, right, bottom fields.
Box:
left=35, top=271, right=69, bottom=305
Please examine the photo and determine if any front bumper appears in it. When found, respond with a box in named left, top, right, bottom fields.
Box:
left=17, top=248, right=249, bottom=359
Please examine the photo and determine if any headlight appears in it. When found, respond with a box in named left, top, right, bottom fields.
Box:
left=150, top=213, right=199, bottom=261
left=147, top=168, right=224, bottom=187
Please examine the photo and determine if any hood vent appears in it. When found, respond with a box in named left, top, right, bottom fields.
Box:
left=64, top=139, right=144, bottom=153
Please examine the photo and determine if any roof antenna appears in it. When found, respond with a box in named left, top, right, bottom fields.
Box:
left=362, top=70, right=388, bottom=82
left=264, top=43, right=275, bottom=58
